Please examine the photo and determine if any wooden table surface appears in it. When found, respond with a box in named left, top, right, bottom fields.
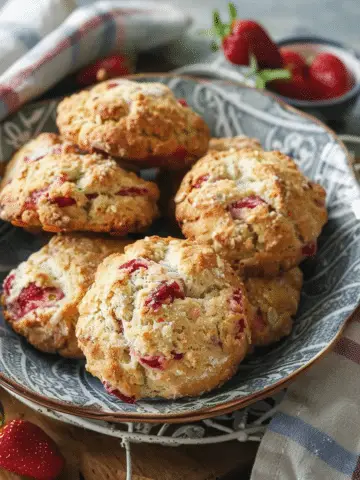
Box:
left=0, top=388, right=259, bottom=480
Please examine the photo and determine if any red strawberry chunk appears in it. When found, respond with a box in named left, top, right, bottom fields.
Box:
left=103, top=382, right=136, bottom=403
left=235, top=318, right=246, bottom=339
left=3, top=273, right=15, bottom=296
left=51, top=145, right=62, bottom=155
left=0, top=419, right=64, bottom=480
left=211, top=335, right=223, bottom=348
left=193, top=174, right=209, bottom=189
left=52, top=196, right=76, bottom=207
left=178, top=98, right=188, bottom=107
left=230, top=288, right=244, bottom=313
left=106, top=81, right=122, bottom=89
left=252, top=309, right=266, bottom=331
left=24, top=188, right=48, bottom=210
left=229, top=195, right=266, bottom=219
left=119, top=259, right=148, bottom=274
left=55, top=174, right=68, bottom=185
left=139, top=355, right=166, bottom=369
left=116, top=187, right=148, bottom=196
left=302, top=241, right=317, bottom=257
left=9, top=283, right=64, bottom=319
left=172, top=146, right=187, bottom=160
left=145, top=281, right=185, bottom=311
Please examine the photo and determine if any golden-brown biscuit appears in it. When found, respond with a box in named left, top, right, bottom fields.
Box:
left=76, top=236, right=252, bottom=401
left=175, top=148, right=327, bottom=277
left=158, top=136, right=262, bottom=221
left=209, top=135, right=262, bottom=152
left=1, top=234, right=130, bottom=357
left=0, top=133, right=159, bottom=234
left=56, top=79, right=210, bottom=169
left=245, top=267, right=303, bottom=346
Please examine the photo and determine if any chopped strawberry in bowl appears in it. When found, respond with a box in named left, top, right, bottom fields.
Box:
left=269, top=37, right=360, bottom=121
left=209, top=6, right=360, bottom=121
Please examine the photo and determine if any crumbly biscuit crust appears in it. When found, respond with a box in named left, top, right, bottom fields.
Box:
left=1, top=234, right=129, bottom=357
left=56, top=79, right=210, bottom=168
left=245, top=267, right=303, bottom=346
left=77, top=236, right=252, bottom=400
left=175, top=148, right=327, bottom=276
left=209, top=135, right=262, bottom=152
left=0, top=133, right=159, bottom=234
left=159, top=136, right=263, bottom=220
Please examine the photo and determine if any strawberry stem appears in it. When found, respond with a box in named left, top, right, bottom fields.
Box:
left=257, top=69, right=291, bottom=88
left=248, top=53, right=291, bottom=89
left=228, top=2, right=237, bottom=22
left=212, top=8, right=232, bottom=39
left=212, top=10, right=225, bottom=39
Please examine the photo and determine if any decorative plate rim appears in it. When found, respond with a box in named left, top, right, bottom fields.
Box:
left=0, top=73, right=358, bottom=423
left=0, top=305, right=355, bottom=423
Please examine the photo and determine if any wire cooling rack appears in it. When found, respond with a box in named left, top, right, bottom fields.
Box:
left=8, top=388, right=284, bottom=480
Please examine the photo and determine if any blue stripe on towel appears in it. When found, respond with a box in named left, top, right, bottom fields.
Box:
left=270, top=412, right=358, bottom=476
left=97, top=12, right=117, bottom=58
left=61, top=25, right=82, bottom=66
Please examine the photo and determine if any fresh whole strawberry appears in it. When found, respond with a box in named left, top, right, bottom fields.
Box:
left=76, top=54, right=133, bottom=86
left=270, top=74, right=315, bottom=100
left=0, top=414, right=64, bottom=480
left=212, top=3, right=282, bottom=68
left=309, top=52, right=353, bottom=100
left=271, top=50, right=353, bottom=101
left=269, top=48, right=314, bottom=100
left=280, top=48, right=308, bottom=76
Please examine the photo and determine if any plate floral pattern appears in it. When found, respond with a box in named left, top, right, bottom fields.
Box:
left=0, top=75, right=359, bottom=421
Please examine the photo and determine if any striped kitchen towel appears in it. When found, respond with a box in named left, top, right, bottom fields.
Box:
left=251, top=308, right=360, bottom=480
left=0, top=0, right=190, bottom=121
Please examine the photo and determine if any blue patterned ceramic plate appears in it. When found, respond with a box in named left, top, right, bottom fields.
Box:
left=0, top=75, right=359, bottom=422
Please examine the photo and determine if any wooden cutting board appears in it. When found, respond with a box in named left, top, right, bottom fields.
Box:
left=0, top=388, right=258, bottom=480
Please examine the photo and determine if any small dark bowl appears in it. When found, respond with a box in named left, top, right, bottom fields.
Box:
left=273, top=36, right=360, bottom=122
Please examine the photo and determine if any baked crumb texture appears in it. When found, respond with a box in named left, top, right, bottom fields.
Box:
left=76, top=236, right=252, bottom=400
left=0, top=133, right=160, bottom=234
left=245, top=267, right=303, bottom=346
left=209, top=135, right=262, bottom=153
left=158, top=136, right=264, bottom=220
left=56, top=79, right=210, bottom=169
left=1, top=234, right=130, bottom=358
left=175, top=148, right=327, bottom=276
